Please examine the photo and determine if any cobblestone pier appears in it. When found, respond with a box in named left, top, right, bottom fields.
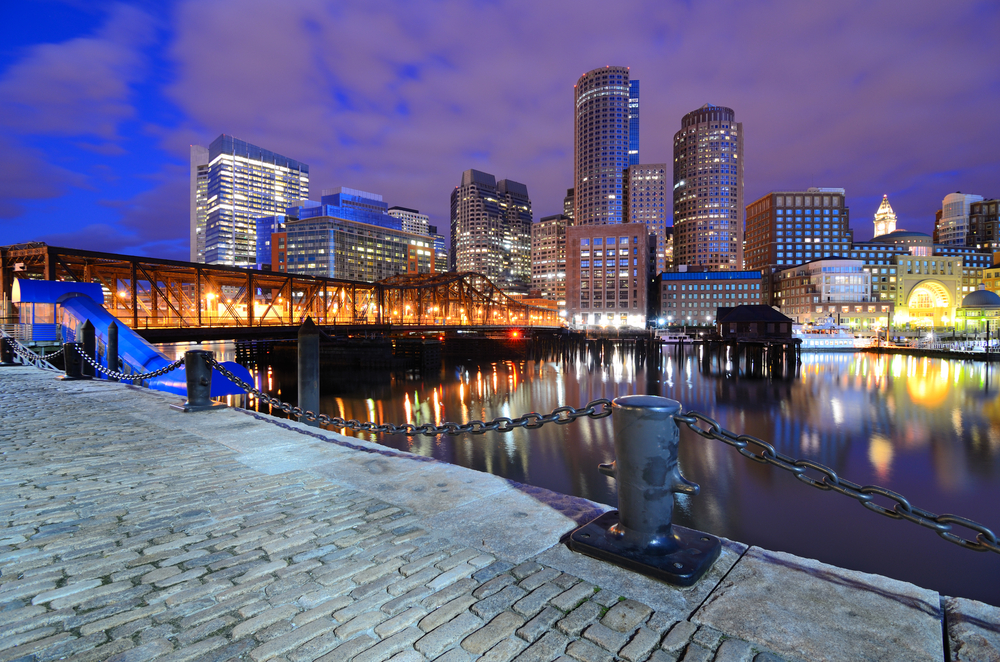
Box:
left=1, top=367, right=998, bottom=662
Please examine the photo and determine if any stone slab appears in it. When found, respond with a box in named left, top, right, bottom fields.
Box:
left=693, top=546, right=943, bottom=662
left=945, top=596, right=1000, bottom=661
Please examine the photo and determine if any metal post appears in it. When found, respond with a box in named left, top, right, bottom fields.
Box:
left=60, top=342, right=90, bottom=380
left=106, top=321, right=119, bottom=382
left=0, top=336, right=16, bottom=366
left=80, top=320, right=96, bottom=378
left=298, top=316, right=320, bottom=426
left=569, top=395, right=721, bottom=586
left=171, top=350, right=226, bottom=412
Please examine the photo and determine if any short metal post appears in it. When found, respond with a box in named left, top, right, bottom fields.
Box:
left=0, top=336, right=16, bottom=366
left=80, top=320, right=96, bottom=378
left=298, top=317, right=320, bottom=426
left=60, top=342, right=91, bottom=381
left=569, top=395, right=721, bottom=586
left=172, top=350, right=226, bottom=412
left=106, top=321, right=119, bottom=382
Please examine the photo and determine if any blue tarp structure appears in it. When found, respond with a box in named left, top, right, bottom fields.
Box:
left=13, top=278, right=252, bottom=397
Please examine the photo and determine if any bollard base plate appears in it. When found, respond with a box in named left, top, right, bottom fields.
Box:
left=568, top=511, right=721, bottom=587
left=59, top=375, right=92, bottom=381
left=170, top=402, right=228, bottom=413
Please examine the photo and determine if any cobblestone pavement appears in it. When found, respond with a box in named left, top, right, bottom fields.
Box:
left=1, top=367, right=995, bottom=661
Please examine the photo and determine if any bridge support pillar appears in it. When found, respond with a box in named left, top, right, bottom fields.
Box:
left=60, top=343, right=91, bottom=381
left=172, top=350, right=226, bottom=412
left=298, top=317, right=320, bottom=427
left=569, top=395, right=720, bottom=586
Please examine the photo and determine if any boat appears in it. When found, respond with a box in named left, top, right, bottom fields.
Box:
left=793, top=319, right=868, bottom=351
left=654, top=330, right=692, bottom=345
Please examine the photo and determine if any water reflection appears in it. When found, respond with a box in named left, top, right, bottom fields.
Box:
left=159, top=340, right=1000, bottom=604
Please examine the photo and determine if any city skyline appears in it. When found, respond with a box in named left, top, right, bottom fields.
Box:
left=1, top=1, right=998, bottom=262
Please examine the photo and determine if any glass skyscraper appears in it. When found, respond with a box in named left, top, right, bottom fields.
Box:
left=628, top=80, right=640, bottom=166
left=190, top=135, right=309, bottom=267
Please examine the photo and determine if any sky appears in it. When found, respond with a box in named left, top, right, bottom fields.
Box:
left=1, top=0, right=998, bottom=262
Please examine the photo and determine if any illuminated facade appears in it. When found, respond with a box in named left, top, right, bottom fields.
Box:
left=574, top=66, right=632, bottom=225
left=657, top=271, right=762, bottom=326
left=775, top=258, right=892, bottom=327
left=530, top=214, right=568, bottom=312
left=936, top=192, right=984, bottom=246
left=672, top=104, right=744, bottom=269
left=624, top=164, right=669, bottom=273
left=892, top=255, right=962, bottom=328
left=449, top=169, right=532, bottom=295
left=191, top=135, right=309, bottom=267
left=566, top=223, right=649, bottom=327
left=628, top=80, right=640, bottom=166
left=388, top=206, right=430, bottom=235
left=872, top=195, right=897, bottom=238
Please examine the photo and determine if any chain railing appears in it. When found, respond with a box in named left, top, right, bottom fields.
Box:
left=674, top=410, right=1000, bottom=555
left=0, top=335, right=61, bottom=372
left=78, top=351, right=186, bottom=383
left=207, top=357, right=613, bottom=435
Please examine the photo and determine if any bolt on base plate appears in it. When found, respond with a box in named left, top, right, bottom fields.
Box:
left=170, top=402, right=228, bottom=413
left=569, top=511, right=721, bottom=587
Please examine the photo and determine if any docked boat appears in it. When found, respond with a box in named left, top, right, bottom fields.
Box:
left=655, top=330, right=692, bottom=344
left=793, top=320, right=868, bottom=351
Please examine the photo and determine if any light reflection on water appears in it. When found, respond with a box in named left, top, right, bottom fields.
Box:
left=159, top=341, right=1000, bottom=605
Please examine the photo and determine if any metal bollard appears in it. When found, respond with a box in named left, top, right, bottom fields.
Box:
left=568, top=395, right=721, bottom=586
left=0, top=337, right=16, bottom=366
left=106, top=321, right=119, bottom=382
left=172, top=350, right=226, bottom=412
left=298, top=317, right=320, bottom=426
left=60, top=343, right=91, bottom=380
left=80, top=320, right=96, bottom=378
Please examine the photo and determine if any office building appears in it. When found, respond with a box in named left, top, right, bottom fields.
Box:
left=388, top=206, right=430, bottom=235
left=191, top=135, right=309, bottom=267
left=428, top=225, right=448, bottom=274
left=624, top=164, right=669, bottom=273
left=657, top=271, right=762, bottom=327
left=628, top=80, right=640, bottom=166
left=450, top=169, right=532, bottom=294
left=968, top=199, right=1000, bottom=250
left=565, top=223, right=650, bottom=328
left=774, top=259, right=892, bottom=328
left=295, top=188, right=400, bottom=230
left=574, top=66, right=633, bottom=225
left=745, top=189, right=852, bottom=271
left=936, top=192, right=985, bottom=246
left=531, top=214, right=568, bottom=311
left=672, top=105, right=744, bottom=269
left=873, top=195, right=898, bottom=237
left=564, top=188, right=575, bottom=221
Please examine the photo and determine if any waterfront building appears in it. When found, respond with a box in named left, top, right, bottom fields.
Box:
left=955, top=285, right=1000, bottom=336
left=624, top=164, right=669, bottom=273
left=716, top=305, right=793, bottom=340
left=672, top=104, right=744, bottom=270
left=628, top=80, right=640, bottom=166
left=388, top=206, right=430, bottom=235
left=774, top=258, right=892, bottom=328
left=656, top=270, right=762, bottom=327
left=967, top=199, right=1000, bottom=250
left=191, top=135, right=309, bottom=267
left=573, top=66, right=632, bottom=225
left=892, top=255, right=963, bottom=328
left=255, top=214, right=296, bottom=270
left=530, top=214, right=568, bottom=313
left=565, top=223, right=649, bottom=328
left=872, top=195, right=898, bottom=238
left=984, top=254, right=1000, bottom=293
left=450, top=169, right=532, bottom=295
left=936, top=192, right=984, bottom=246
left=563, top=188, right=575, bottom=221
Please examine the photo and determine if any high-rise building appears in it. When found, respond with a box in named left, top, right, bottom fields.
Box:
left=428, top=225, right=448, bottom=273
left=968, top=199, right=1000, bottom=250
left=672, top=104, right=744, bottom=270
left=450, top=169, right=532, bottom=294
left=191, top=135, right=309, bottom=267
left=388, top=206, right=430, bottom=235
left=873, top=195, right=897, bottom=237
left=302, top=188, right=399, bottom=230
left=574, top=66, right=632, bottom=225
left=531, top=214, right=568, bottom=311
left=628, top=80, right=640, bottom=166
left=565, top=222, right=650, bottom=328
left=936, top=192, right=985, bottom=246
left=624, top=164, right=669, bottom=273
left=563, top=188, right=575, bottom=221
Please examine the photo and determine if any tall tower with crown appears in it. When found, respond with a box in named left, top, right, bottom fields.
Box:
left=873, top=195, right=897, bottom=238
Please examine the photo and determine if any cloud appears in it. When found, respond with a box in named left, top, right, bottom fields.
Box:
left=0, top=136, right=87, bottom=219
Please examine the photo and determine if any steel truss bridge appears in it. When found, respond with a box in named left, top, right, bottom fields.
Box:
left=0, top=244, right=562, bottom=340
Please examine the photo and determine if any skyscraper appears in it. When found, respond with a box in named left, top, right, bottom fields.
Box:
left=623, top=164, right=668, bottom=273
left=191, top=135, right=309, bottom=267
left=573, top=66, right=632, bottom=225
left=450, top=169, right=532, bottom=294
left=628, top=80, right=640, bottom=166
left=387, top=206, right=430, bottom=235
left=936, top=192, right=984, bottom=246
left=530, top=214, right=568, bottom=310
left=672, top=104, right=744, bottom=270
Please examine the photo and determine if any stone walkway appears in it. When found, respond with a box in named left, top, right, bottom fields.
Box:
left=0, top=367, right=998, bottom=662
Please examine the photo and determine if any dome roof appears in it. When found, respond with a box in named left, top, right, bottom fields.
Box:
left=962, top=289, right=1000, bottom=308
left=870, top=229, right=931, bottom=242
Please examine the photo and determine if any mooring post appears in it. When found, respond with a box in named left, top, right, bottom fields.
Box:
left=298, top=317, right=320, bottom=426
left=60, top=342, right=90, bottom=381
left=106, top=321, right=119, bottom=382
left=171, top=350, right=226, bottom=412
left=80, top=320, right=96, bottom=378
left=0, top=336, right=15, bottom=366
left=569, top=395, right=721, bottom=586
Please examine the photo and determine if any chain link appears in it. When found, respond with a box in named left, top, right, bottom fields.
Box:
left=674, top=410, right=1000, bottom=555
left=79, top=350, right=185, bottom=382
left=207, top=357, right=612, bottom=436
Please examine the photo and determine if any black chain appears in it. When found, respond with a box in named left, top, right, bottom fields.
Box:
left=2, top=335, right=60, bottom=371
left=208, top=357, right=612, bottom=436
left=79, top=351, right=186, bottom=382
left=674, top=410, right=1000, bottom=555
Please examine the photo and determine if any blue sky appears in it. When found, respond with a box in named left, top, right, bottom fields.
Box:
left=1, top=0, right=998, bottom=261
